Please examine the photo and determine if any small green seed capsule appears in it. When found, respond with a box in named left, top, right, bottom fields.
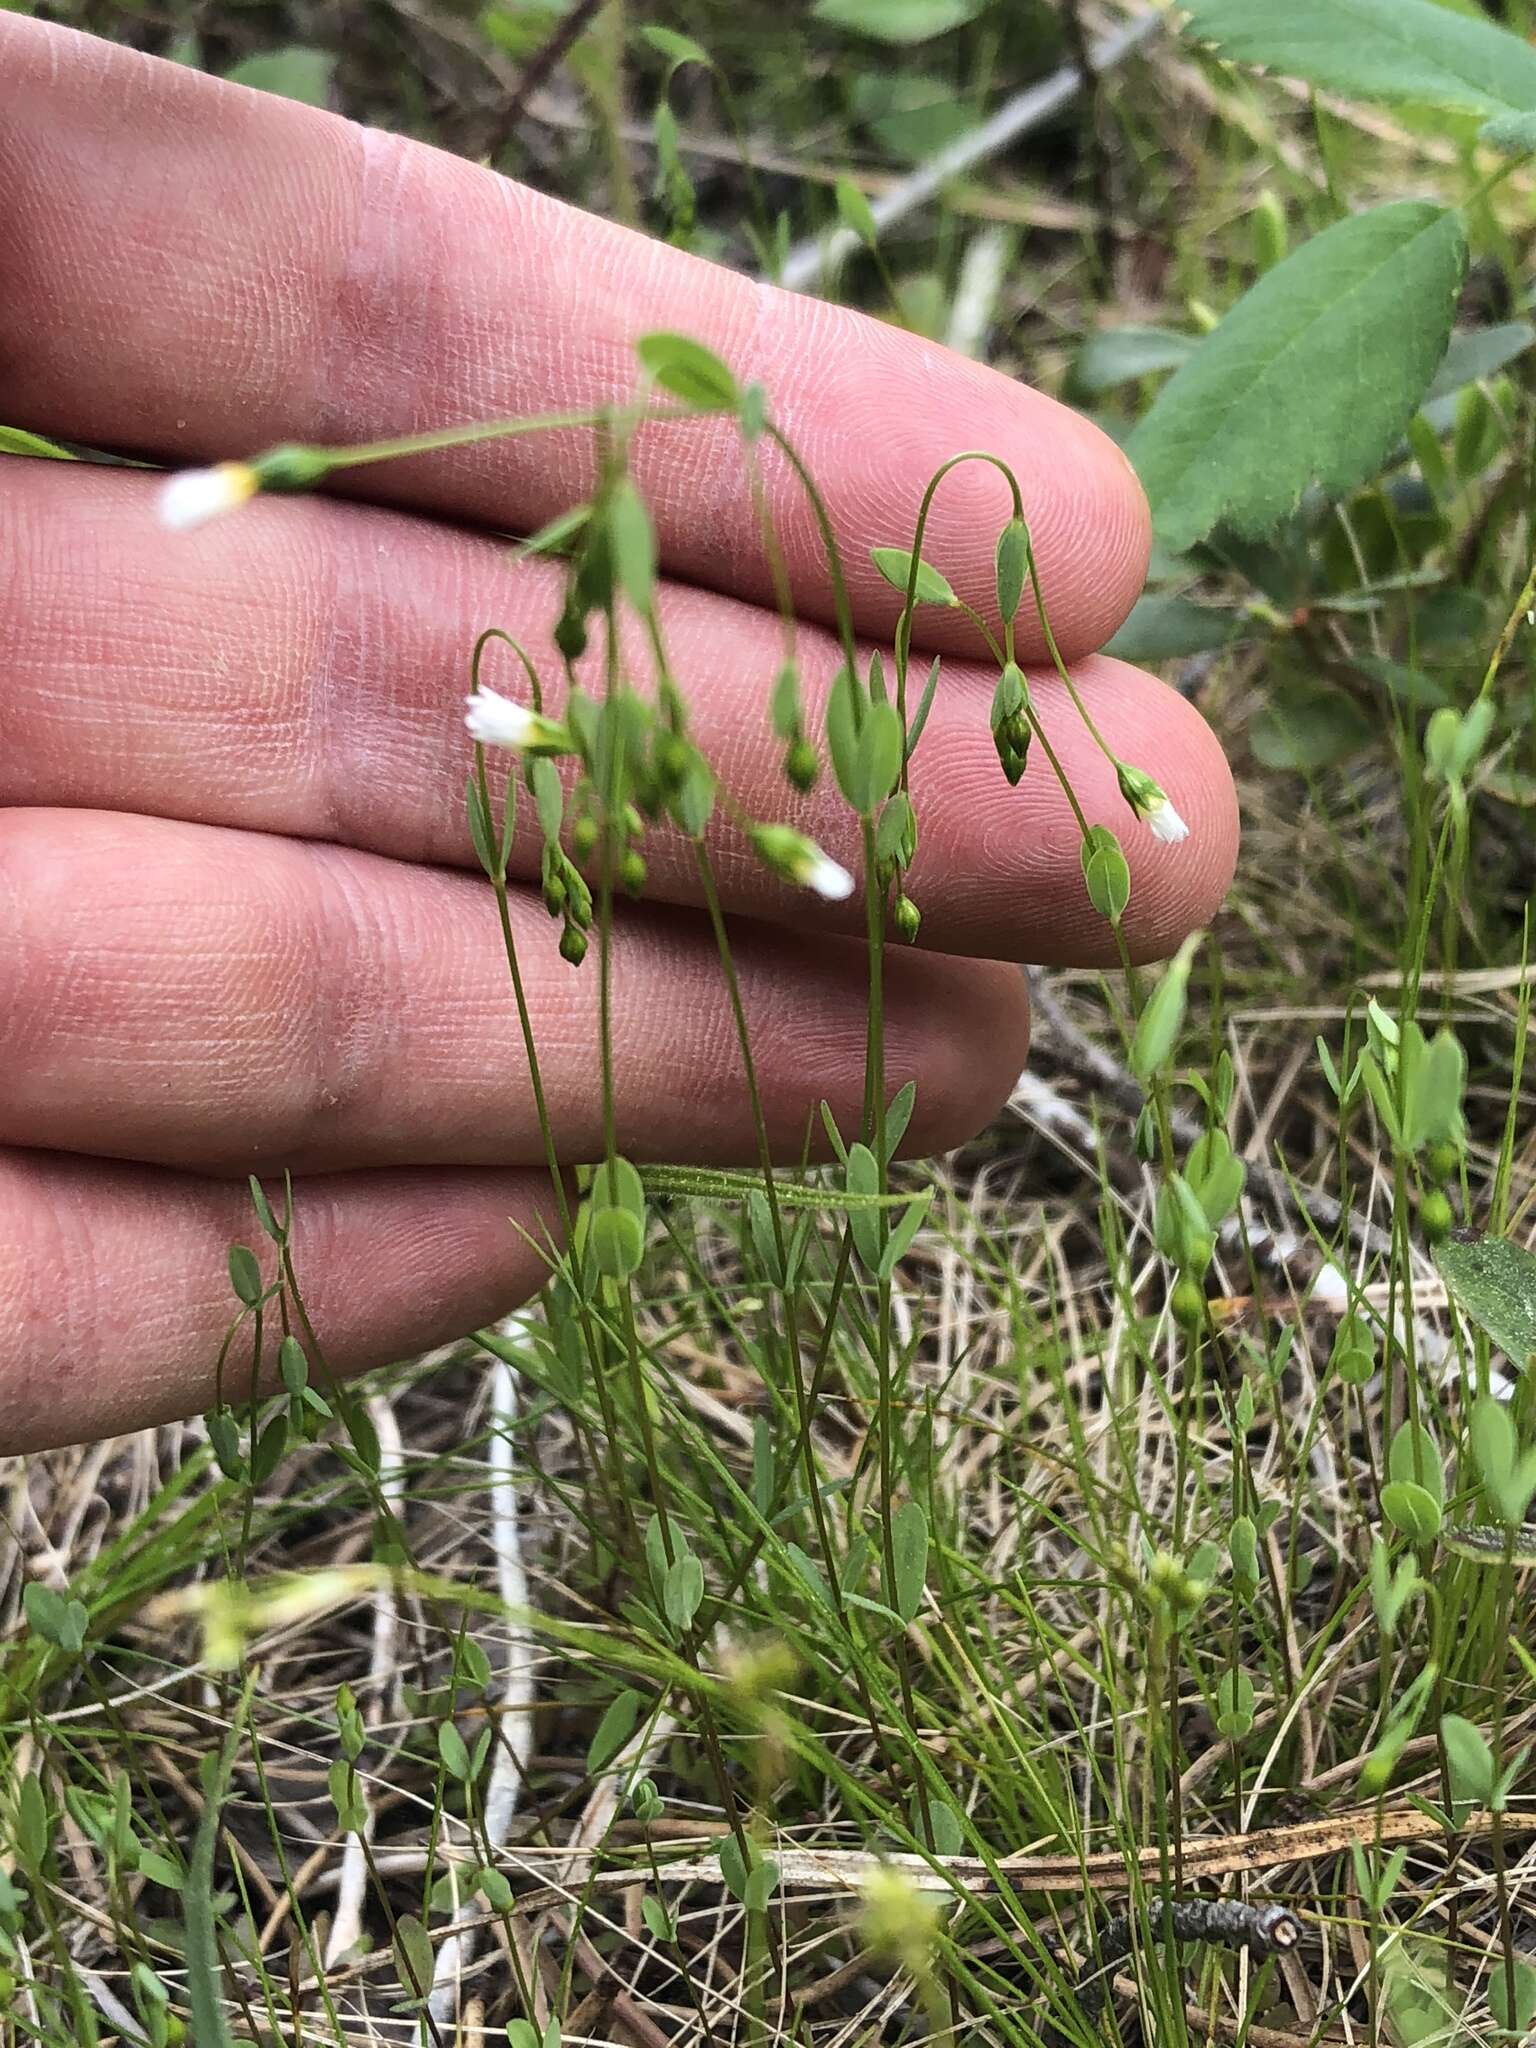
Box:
left=785, top=737, right=819, bottom=792
left=572, top=815, right=600, bottom=860
left=1170, top=1276, right=1206, bottom=1332
left=893, top=894, right=921, bottom=943
left=1424, top=1139, right=1460, bottom=1185
left=654, top=734, right=691, bottom=792
left=620, top=850, right=647, bottom=895
left=559, top=923, right=589, bottom=967
left=542, top=872, right=567, bottom=917
left=553, top=608, right=588, bottom=662
left=1419, top=1188, right=1453, bottom=1242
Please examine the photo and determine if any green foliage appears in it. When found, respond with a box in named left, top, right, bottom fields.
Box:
left=811, top=0, right=987, bottom=45
left=887, top=1501, right=929, bottom=1624
left=224, top=46, right=334, bottom=104
left=1127, top=204, right=1466, bottom=550
left=1436, top=1236, right=1536, bottom=1369
left=870, top=547, right=957, bottom=607
left=1180, top=0, right=1536, bottom=120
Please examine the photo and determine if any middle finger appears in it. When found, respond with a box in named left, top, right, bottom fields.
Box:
left=2, top=463, right=1237, bottom=965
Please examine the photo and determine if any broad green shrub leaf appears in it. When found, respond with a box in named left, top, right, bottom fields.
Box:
left=225, top=47, right=335, bottom=105
left=1180, top=0, right=1536, bottom=119
left=1104, top=594, right=1245, bottom=662
left=1251, top=682, right=1375, bottom=772
left=1068, top=326, right=1195, bottom=399
left=1424, top=321, right=1536, bottom=404
left=811, top=0, right=986, bottom=45
left=1127, top=203, right=1466, bottom=552
left=1436, top=1234, right=1536, bottom=1369
left=1480, top=110, right=1536, bottom=153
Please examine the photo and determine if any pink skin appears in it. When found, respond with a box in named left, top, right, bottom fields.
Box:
left=0, top=17, right=1240, bottom=1450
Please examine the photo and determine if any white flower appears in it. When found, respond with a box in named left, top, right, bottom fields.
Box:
left=749, top=824, right=856, bottom=901
left=465, top=685, right=539, bottom=751
left=464, top=687, right=569, bottom=755
left=1115, top=758, right=1190, bottom=847
left=157, top=462, right=259, bottom=531
left=1147, top=795, right=1190, bottom=845
left=804, top=848, right=855, bottom=901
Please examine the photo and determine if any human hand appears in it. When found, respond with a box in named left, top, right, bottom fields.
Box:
left=0, top=16, right=1237, bottom=1450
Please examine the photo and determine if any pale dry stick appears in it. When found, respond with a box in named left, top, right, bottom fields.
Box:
left=426, top=1342, right=539, bottom=2032
left=326, top=1395, right=406, bottom=1966
left=945, top=226, right=1016, bottom=360
left=777, top=10, right=1164, bottom=291
left=502, top=1805, right=1536, bottom=1911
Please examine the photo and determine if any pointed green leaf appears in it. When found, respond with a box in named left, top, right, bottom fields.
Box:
left=636, top=332, right=740, bottom=410
left=888, top=1500, right=929, bottom=1623
left=870, top=546, right=957, bottom=607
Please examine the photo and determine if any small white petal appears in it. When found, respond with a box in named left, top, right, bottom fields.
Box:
left=806, top=850, right=855, bottom=901
left=1148, top=798, right=1189, bottom=845
left=465, top=686, right=537, bottom=751
left=158, top=463, right=256, bottom=532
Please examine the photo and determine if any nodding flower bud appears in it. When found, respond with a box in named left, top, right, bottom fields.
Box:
left=748, top=824, right=855, bottom=901
left=892, top=895, right=922, bottom=943
left=620, top=850, right=647, bottom=895
left=998, top=734, right=1030, bottom=787
left=559, top=922, right=589, bottom=967
left=1115, top=759, right=1189, bottom=845
left=553, top=608, right=588, bottom=662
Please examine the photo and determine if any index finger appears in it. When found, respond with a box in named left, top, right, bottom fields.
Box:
left=0, top=16, right=1149, bottom=663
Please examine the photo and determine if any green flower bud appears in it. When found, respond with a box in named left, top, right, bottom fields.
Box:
left=572, top=814, right=600, bottom=860
left=1419, top=1189, right=1453, bottom=1243
left=785, top=737, right=819, bottom=793
left=559, top=922, right=589, bottom=967
left=553, top=608, right=588, bottom=662
left=1424, top=1139, right=1460, bottom=1185
left=892, top=894, right=921, bottom=943
left=620, top=849, right=647, bottom=895
left=1170, top=1276, right=1206, bottom=1332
